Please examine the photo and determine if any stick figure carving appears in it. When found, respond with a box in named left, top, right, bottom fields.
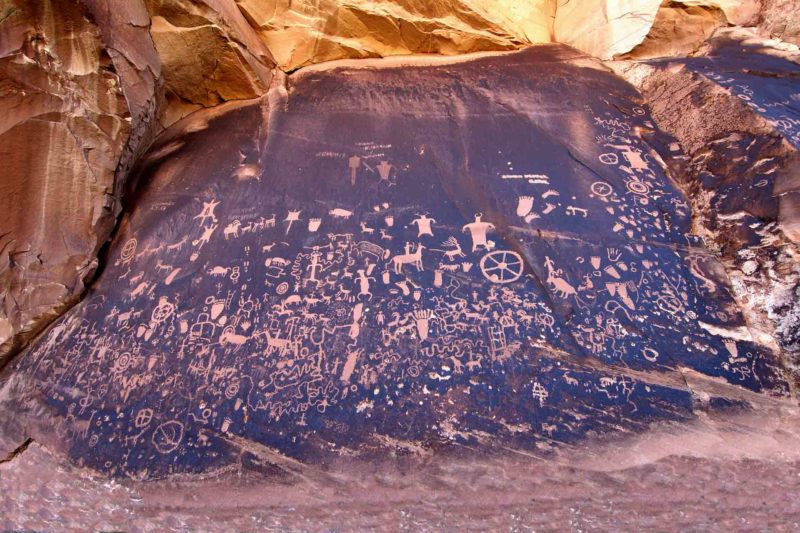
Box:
left=193, top=199, right=220, bottom=226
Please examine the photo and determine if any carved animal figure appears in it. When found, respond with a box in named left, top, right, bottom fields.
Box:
left=219, top=327, right=249, bottom=347
left=265, top=257, right=290, bottom=267
left=253, top=214, right=276, bottom=230
left=356, top=241, right=384, bottom=260
left=466, top=357, right=483, bottom=370
left=391, top=244, right=425, bottom=274
left=116, top=309, right=138, bottom=327
left=329, top=208, right=353, bottom=219
left=224, top=220, right=241, bottom=239
left=130, top=281, right=150, bottom=298
left=207, top=266, right=231, bottom=277
left=263, top=330, right=296, bottom=356
left=546, top=267, right=577, bottom=298
left=432, top=236, right=465, bottom=260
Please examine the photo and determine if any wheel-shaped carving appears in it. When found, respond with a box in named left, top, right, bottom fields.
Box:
left=480, top=250, right=524, bottom=284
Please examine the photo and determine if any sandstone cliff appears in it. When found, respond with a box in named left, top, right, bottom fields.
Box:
left=0, top=0, right=160, bottom=362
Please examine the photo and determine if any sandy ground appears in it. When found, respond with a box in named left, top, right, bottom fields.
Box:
left=3, top=400, right=800, bottom=532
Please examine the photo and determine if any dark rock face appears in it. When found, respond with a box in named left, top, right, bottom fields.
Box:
left=0, top=46, right=791, bottom=478
left=673, top=38, right=800, bottom=360
left=613, top=33, right=800, bottom=372
left=676, top=36, right=800, bottom=244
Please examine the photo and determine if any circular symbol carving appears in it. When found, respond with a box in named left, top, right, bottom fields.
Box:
left=134, top=408, right=153, bottom=428
left=224, top=381, right=240, bottom=399
left=151, top=421, right=184, bottom=454
left=535, top=312, right=555, bottom=330
left=151, top=297, right=175, bottom=324
left=113, top=352, right=133, bottom=373
left=626, top=180, right=650, bottom=195
left=598, top=153, right=619, bottom=165
left=480, top=251, right=524, bottom=284
left=276, top=282, right=289, bottom=295
left=79, top=396, right=92, bottom=410
left=642, top=347, right=659, bottom=362
left=655, top=294, right=682, bottom=315
left=328, top=302, right=352, bottom=325
left=590, top=181, right=613, bottom=197
left=120, top=238, right=137, bottom=263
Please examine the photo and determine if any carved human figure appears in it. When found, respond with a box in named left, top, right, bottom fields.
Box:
left=192, top=224, right=218, bottom=249
left=356, top=269, right=374, bottom=299
left=462, top=214, right=495, bottom=252
left=193, top=199, right=220, bottom=226
left=377, top=160, right=392, bottom=182
left=411, top=214, right=436, bottom=237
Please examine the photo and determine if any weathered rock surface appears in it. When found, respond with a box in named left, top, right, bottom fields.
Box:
left=1, top=46, right=792, bottom=479
left=612, top=29, right=800, bottom=370
left=0, top=0, right=160, bottom=365
left=145, top=0, right=275, bottom=125
left=234, top=0, right=553, bottom=71
left=761, top=0, right=800, bottom=45
left=141, top=0, right=800, bottom=74
left=4, top=403, right=800, bottom=530
left=556, top=0, right=799, bottom=59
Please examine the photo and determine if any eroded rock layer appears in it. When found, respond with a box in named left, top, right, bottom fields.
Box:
left=0, top=46, right=790, bottom=478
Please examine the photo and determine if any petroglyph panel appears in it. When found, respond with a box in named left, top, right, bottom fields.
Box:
left=0, top=47, right=789, bottom=478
